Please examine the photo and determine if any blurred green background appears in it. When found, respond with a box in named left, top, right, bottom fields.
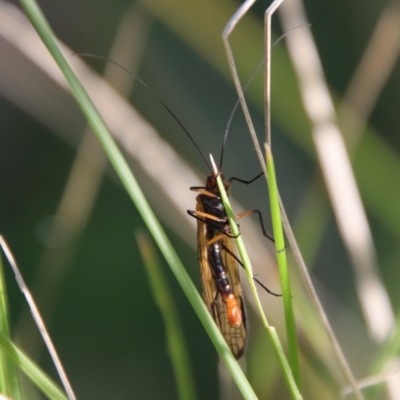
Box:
left=1, top=0, right=399, bottom=398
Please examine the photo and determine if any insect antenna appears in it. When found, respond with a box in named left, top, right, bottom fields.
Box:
left=72, top=53, right=212, bottom=171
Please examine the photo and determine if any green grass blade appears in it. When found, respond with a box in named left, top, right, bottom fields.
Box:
left=136, top=232, right=197, bottom=400
left=210, top=156, right=302, bottom=400
left=0, top=254, right=21, bottom=400
left=0, top=333, right=68, bottom=400
left=265, top=144, right=301, bottom=390
left=17, top=0, right=259, bottom=397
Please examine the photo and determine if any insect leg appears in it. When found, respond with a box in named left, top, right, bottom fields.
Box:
left=226, top=174, right=275, bottom=242
left=189, top=187, right=217, bottom=198
left=228, top=171, right=264, bottom=185
left=187, top=210, right=240, bottom=239
left=234, top=209, right=274, bottom=242
left=221, top=243, right=281, bottom=297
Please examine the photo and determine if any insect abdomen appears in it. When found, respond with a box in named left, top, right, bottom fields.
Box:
left=208, top=240, right=242, bottom=327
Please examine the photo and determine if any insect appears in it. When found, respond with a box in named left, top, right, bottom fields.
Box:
left=73, top=53, right=278, bottom=358
left=187, top=158, right=278, bottom=358
left=188, top=172, right=248, bottom=358
left=129, top=60, right=279, bottom=358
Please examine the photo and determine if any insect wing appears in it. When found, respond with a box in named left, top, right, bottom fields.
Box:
left=196, top=198, right=248, bottom=359
left=220, top=233, right=248, bottom=358
left=196, top=198, right=218, bottom=319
